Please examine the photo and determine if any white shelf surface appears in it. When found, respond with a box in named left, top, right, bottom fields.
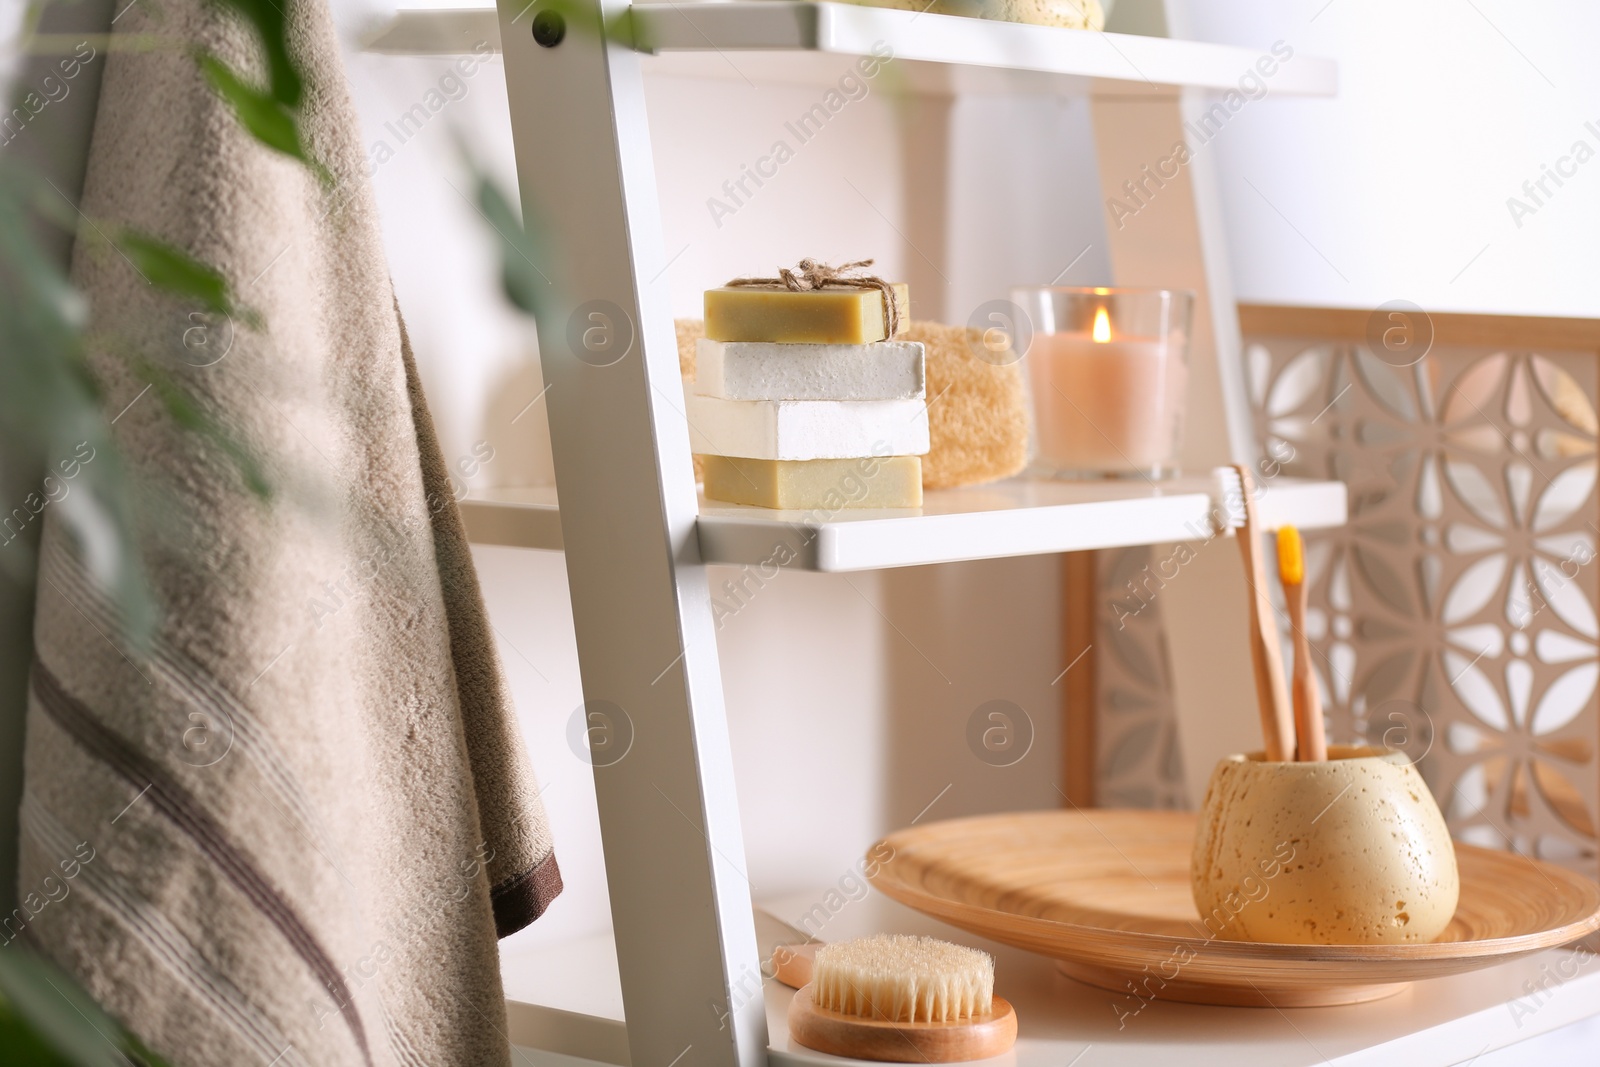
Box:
left=365, top=2, right=1336, bottom=98
left=461, top=475, right=1348, bottom=572
left=502, top=891, right=1600, bottom=1066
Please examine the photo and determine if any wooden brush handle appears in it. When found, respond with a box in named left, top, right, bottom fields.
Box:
left=788, top=985, right=1017, bottom=1062
left=771, top=943, right=816, bottom=989
left=1234, top=466, right=1295, bottom=762
left=1287, top=582, right=1328, bottom=761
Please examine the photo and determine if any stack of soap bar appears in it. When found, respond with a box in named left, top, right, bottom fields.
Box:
left=702, top=455, right=924, bottom=510
left=685, top=396, right=928, bottom=460
left=693, top=281, right=927, bottom=509
left=696, top=339, right=925, bottom=400
left=704, top=284, right=909, bottom=344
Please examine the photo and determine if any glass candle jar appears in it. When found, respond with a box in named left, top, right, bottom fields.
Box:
left=1013, top=287, right=1194, bottom=479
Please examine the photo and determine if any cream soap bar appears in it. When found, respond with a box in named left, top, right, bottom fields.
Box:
left=685, top=394, right=929, bottom=461
left=704, top=284, right=909, bottom=344
left=702, top=455, right=923, bottom=509
left=695, top=339, right=925, bottom=401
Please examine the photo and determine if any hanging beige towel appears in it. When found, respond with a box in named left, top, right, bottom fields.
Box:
left=11, top=1, right=559, bottom=1065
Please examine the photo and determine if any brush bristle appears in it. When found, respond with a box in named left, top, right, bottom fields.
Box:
left=811, top=935, right=993, bottom=1023
left=1210, top=466, right=1248, bottom=531
left=1277, top=525, right=1305, bottom=585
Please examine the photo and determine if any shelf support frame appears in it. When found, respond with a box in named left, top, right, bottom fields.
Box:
left=495, top=3, right=767, bottom=1064
left=1090, top=81, right=1265, bottom=798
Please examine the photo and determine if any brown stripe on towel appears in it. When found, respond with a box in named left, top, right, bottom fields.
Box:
left=20, top=794, right=312, bottom=1067
left=28, top=658, right=374, bottom=1066
left=44, top=549, right=342, bottom=863
left=489, top=852, right=564, bottom=937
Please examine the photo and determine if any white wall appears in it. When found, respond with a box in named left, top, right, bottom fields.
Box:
left=1175, top=0, right=1600, bottom=317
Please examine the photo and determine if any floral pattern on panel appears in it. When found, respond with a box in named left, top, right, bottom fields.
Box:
left=1246, top=340, right=1598, bottom=878
left=1094, top=545, right=1188, bottom=810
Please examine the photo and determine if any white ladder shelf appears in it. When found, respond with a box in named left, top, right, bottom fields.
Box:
left=371, top=3, right=1345, bottom=1064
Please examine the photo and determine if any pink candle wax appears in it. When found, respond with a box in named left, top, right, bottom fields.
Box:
left=1027, top=327, right=1187, bottom=475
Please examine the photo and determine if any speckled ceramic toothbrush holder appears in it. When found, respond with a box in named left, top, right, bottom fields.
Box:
left=1190, top=745, right=1460, bottom=945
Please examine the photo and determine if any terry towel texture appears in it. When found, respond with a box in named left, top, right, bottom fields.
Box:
left=12, top=1, right=559, bottom=1064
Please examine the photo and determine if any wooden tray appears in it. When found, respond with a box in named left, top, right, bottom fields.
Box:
left=868, top=810, right=1600, bottom=1008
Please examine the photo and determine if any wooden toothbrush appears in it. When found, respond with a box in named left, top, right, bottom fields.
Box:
left=1276, top=525, right=1328, bottom=762
left=1218, top=464, right=1295, bottom=763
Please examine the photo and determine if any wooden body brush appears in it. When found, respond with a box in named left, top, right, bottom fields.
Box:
left=771, top=942, right=817, bottom=988
left=787, top=934, right=1016, bottom=1062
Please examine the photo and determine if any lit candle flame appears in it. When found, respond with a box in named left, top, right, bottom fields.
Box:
left=1092, top=305, right=1111, bottom=343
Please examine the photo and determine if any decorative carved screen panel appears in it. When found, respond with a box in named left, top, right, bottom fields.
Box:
left=1093, top=544, right=1188, bottom=810
left=1091, top=307, right=1600, bottom=888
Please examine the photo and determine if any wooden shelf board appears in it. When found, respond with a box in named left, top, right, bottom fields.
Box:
left=364, top=2, right=1336, bottom=98
left=461, top=475, right=1348, bottom=572
left=1239, top=303, right=1600, bottom=351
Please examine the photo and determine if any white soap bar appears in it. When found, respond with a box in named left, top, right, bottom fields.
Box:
left=685, top=393, right=929, bottom=461
left=694, top=339, right=926, bottom=401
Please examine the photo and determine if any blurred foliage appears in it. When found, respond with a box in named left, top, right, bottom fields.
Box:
left=0, top=947, right=173, bottom=1066
left=0, top=0, right=328, bottom=1059
left=0, top=166, right=152, bottom=637
left=209, top=0, right=302, bottom=106
left=194, top=0, right=324, bottom=180
left=138, top=358, right=273, bottom=501
left=194, top=53, right=329, bottom=184
left=110, top=231, right=262, bottom=331
left=0, top=0, right=334, bottom=608
left=460, top=147, right=557, bottom=325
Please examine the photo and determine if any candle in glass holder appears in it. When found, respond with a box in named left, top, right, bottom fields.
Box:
left=1014, top=287, right=1193, bottom=479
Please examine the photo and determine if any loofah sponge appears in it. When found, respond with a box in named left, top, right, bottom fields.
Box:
left=676, top=318, right=1028, bottom=492
left=675, top=317, right=704, bottom=380
left=838, top=0, right=1105, bottom=30
left=676, top=319, right=707, bottom=484
left=907, top=320, right=1029, bottom=490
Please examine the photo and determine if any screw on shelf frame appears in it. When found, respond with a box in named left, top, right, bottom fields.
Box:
left=531, top=8, right=566, bottom=48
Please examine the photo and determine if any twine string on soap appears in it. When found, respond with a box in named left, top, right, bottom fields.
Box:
left=725, top=259, right=902, bottom=339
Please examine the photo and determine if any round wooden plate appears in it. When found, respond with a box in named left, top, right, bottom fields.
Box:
left=867, top=810, right=1600, bottom=1007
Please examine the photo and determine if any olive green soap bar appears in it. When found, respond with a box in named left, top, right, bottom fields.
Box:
left=704, top=284, right=909, bottom=343
left=702, top=455, right=923, bottom=509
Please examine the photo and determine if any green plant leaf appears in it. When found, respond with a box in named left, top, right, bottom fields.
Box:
left=196, top=53, right=329, bottom=186
left=123, top=1029, right=178, bottom=1067
left=466, top=165, right=555, bottom=322
left=0, top=168, right=157, bottom=645
left=106, top=228, right=266, bottom=345
left=113, top=230, right=262, bottom=329
left=209, top=0, right=301, bottom=107
left=138, top=361, right=273, bottom=502
left=0, top=997, right=78, bottom=1065
left=0, top=950, right=133, bottom=1067
left=604, top=5, right=648, bottom=52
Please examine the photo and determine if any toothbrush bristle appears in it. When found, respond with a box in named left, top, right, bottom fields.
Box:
left=1277, top=525, right=1305, bottom=585
left=1211, top=466, right=1248, bottom=530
